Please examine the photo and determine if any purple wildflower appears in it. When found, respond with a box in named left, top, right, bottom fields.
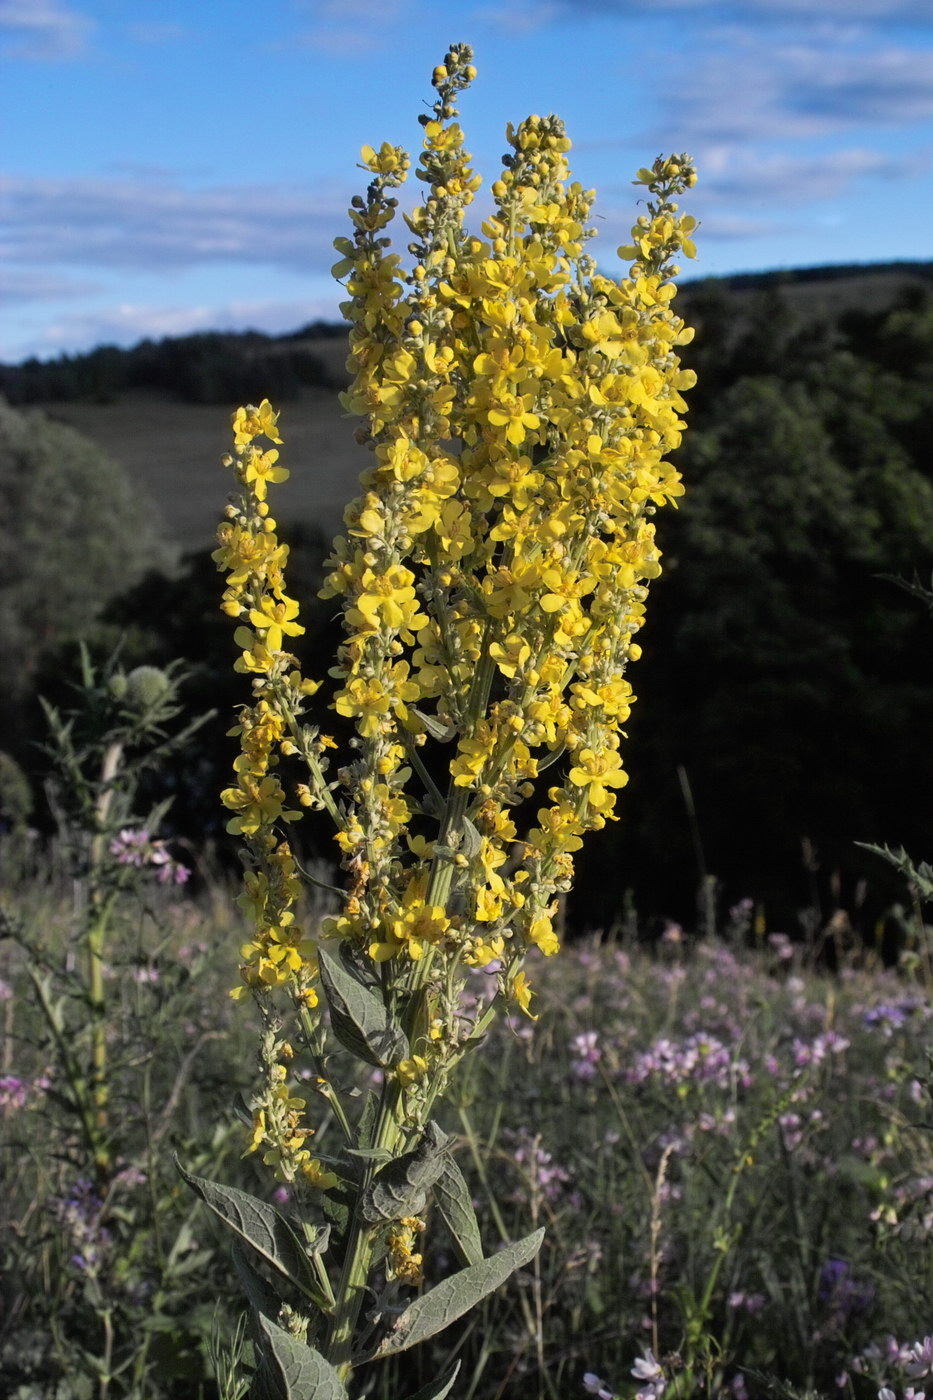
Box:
left=632, top=1348, right=666, bottom=1400
left=110, top=828, right=190, bottom=884
left=570, top=1031, right=602, bottom=1081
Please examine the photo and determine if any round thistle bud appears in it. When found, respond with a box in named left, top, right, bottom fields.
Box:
left=123, top=665, right=172, bottom=712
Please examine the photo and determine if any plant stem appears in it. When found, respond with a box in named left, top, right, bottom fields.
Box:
left=326, top=1076, right=404, bottom=1374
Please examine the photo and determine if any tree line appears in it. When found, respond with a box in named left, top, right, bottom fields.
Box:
left=4, top=265, right=933, bottom=939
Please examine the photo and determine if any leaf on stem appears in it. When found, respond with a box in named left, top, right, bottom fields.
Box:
left=232, top=1238, right=282, bottom=1322
left=251, top=1314, right=347, bottom=1400
left=317, top=942, right=409, bottom=1069
left=432, top=1155, right=483, bottom=1267
left=360, top=1121, right=448, bottom=1224
left=175, top=1158, right=322, bottom=1302
left=371, top=1227, right=545, bottom=1357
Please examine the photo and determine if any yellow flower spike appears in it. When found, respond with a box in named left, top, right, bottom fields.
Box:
left=214, top=54, right=696, bottom=1332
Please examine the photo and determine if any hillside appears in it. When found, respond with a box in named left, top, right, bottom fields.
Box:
left=3, top=260, right=932, bottom=554
left=4, top=257, right=933, bottom=929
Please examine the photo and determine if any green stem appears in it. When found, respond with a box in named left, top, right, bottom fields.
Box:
left=87, top=897, right=115, bottom=1149
left=26, top=964, right=110, bottom=1178
left=325, top=1076, right=404, bottom=1375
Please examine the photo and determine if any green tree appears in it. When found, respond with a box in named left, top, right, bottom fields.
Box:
left=0, top=399, right=164, bottom=748
left=583, top=373, right=933, bottom=930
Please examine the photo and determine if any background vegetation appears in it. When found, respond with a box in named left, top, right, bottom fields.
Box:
left=3, top=260, right=933, bottom=939
left=4, top=260, right=933, bottom=1399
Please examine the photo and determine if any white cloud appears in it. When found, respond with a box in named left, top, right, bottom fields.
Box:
left=11, top=295, right=344, bottom=360
left=0, top=267, right=100, bottom=305
left=0, top=0, right=92, bottom=60
left=695, top=144, right=931, bottom=205
left=288, top=0, right=413, bottom=55
left=519, top=0, right=933, bottom=22
left=0, top=174, right=350, bottom=274
left=662, top=39, right=933, bottom=145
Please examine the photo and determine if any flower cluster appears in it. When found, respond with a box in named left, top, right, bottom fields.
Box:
left=214, top=43, right=695, bottom=1180
left=385, top=1214, right=426, bottom=1285
left=315, top=44, right=696, bottom=1048
left=109, top=828, right=191, bottom=885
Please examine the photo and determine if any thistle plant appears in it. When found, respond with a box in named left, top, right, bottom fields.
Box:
left=192, top=44, right=697, bottom=1397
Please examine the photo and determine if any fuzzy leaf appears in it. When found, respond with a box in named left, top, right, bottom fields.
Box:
left=318, top=943, right=409, bottom=1069
left=373, top=1227, right=545, bottom=1357
left=460, top=817, right=482, bottom=858
left=232, top=1237, right=282, bottom=1322
left=361, top=1122, right=448, bottom=1225
left=321, top=1184, right=352, bottom=1243
left=399, top=1361, right=462, bottom=1400
left=175, top=1158, right=316, bottom=1297
left=411, top=707, right=458, bottom=742
left=252, top=1315, right=347, bottom=1400
left=433, top=1155, right=483, bottom=1267
left=356, top=1091, right=378, bottom=1150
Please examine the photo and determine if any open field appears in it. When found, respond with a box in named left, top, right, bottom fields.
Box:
left=33, top=380, right=369, bottom=556
left=18, top=263, right=933, bottom=559
left=3, top=852, right=932, bottom=1400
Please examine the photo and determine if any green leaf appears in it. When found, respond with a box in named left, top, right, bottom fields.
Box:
left=411, top=707, right=458, bottom=742
left=361, top=1122, right=448, bottom=1224
left=433, top=1155, right=483, bottom=1268
left=373, top=1227, right=545, bottom=1357
left=317, top=942, right=409, bottom=1069
left=460, top=817, right=482, bottom=858
left=856, top=840, right=933, bottom=901
left=356, top=1091, right=377, bottom=1150
left=321, top=1184, right=352, bottom=1244
left=232, top=1237, right=282, bottom=1322
left=175, top=1158, right=318, bottom=1299
left=251, top=1315, right=347, bottom=1400
left=399, top=1361, right=462, bottom=1400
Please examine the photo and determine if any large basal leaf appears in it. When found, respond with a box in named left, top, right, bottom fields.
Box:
left=175, top=1158, right=317, bottom=1298
left=317, top=942, right=409, bottom=1069
left=372, top=1227, right=545, bottom=1357
left=399, top=1360, right=462, bottom=1400
left=361, top=1122, right=448, bottom=1224
left=432, top=1155, right=483, bottom=1268
left=251, top=1315, right=347, bottom=1400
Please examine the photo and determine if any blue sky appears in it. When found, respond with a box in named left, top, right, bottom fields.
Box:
left=3, top=0, right=933, bottom=362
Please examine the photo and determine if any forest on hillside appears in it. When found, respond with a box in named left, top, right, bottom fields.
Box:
left=3, top=263, right=933, bottom=940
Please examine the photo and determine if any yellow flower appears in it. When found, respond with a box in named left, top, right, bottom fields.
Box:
left=567, top=747, right=629, bottom=813
left=510, top=971, right=538, bottom=1021
left=397, top=1055, right=429, bottom=1086
left=487, top=393, right=541, bottom=446
left=243, top=446, right=289, bottom=501
left=232, top=399, right=282, bottom=447
left=303, top=1158, right=339, bottom=1190
left=248, top=595, right=305, bottom=653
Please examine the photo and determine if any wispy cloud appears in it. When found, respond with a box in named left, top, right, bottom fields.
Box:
left=0, top=174, right=349, bottom=274
left=492, top=0, right=933, bottom=24
left=667, top=38, right=933, bottom=144
left=12, top=295, right=343, bottom=360
left=289, top=0, right=413, bottom=55
left=0, top=267, right=100, bottom=305
left=0, top=0, right=92, bottom=60
left=125, top=21, right=189, bottom=46
left=696, top=144, right=931, bottom=205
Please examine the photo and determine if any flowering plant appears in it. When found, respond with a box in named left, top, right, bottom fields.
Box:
left=187, top=44, right=696, bottom=1397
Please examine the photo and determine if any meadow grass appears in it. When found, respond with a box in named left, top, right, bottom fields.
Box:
left=2, top=857, right=932, bottom=1400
